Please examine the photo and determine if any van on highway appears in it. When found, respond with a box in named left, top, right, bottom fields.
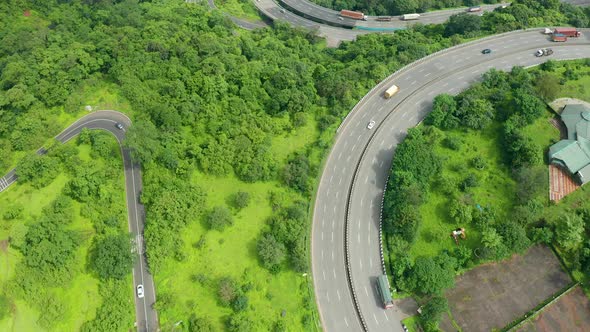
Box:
left=384, top=84, right=399, bottom=99
left=401, top=13, right=420, bottom=20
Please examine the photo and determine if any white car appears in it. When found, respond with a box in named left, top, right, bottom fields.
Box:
left=367, top=120, right=375, bottom=129
left=137, top=284, right=144, bottom=298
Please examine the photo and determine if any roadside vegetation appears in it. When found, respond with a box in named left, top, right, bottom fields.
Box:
left=0, top=132, right=134, bottom=331
left=214, top=0, right=261, bottom=21
left=310, top=0, right=590, bottom=25
left=1, top=0, right=589, bottom=331
left=383, top=60, right=590, bottom=331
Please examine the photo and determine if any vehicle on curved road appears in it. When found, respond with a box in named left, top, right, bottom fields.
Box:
left=0, top=110, right=158, bottom=332
left=312, top=28, right=590, bottom=332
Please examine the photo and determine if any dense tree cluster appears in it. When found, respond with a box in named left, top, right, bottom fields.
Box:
left=141, top=170, right=206, bottom=271
left=261, top=201, right=310, bottom=272
left=383, top=58, right=590, bottom=307
left=382, top=127, right=441, bottom=244
left=16, top=195, right=79, bottom=289
left=81, top=280, right=134, bottom=332
left=308, top=0, right=590, bottom=29
left=90, top=234, right=134, bottom=280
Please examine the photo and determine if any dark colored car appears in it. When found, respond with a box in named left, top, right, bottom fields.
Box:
left=115, top=123, right=124, bottom=130
left=481, top=48, right=492, bottom=54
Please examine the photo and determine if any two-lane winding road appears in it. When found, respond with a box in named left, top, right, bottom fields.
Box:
left=0, top=110, right=158, bottom=332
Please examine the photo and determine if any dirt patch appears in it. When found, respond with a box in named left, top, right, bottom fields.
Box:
left=0, top=239, right=9, bottom=253
left=549, top=98, right=590, bottom=114
left=441, top=245, right=571, bottom=332
left=516, top=286, right=590, bottom=332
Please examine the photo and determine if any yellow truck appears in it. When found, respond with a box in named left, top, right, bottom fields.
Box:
left=384, top=84, right=399, bottom=98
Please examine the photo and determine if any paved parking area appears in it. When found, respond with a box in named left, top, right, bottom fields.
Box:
left=441, top=245, right=571, bottom=332
left=516, top=286, right=590, bottom=332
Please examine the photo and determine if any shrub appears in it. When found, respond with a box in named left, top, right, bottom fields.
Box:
left=460, top=173, right=479, bottom=191
left=231, top=294, right=249, bottom=312
left=3, top=204, right=23, bottom=220
left=234, top=191, right=250, bottom=210
left=257, top=233, right=286, bottom=272
left=442, top=136, right=462, bottom=151
left=206, top=206, right=234, bottom=231
left=218, top=277, right=237, bottom=306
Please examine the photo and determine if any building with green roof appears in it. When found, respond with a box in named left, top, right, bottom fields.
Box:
left=548, top=104, right=590, bottom=184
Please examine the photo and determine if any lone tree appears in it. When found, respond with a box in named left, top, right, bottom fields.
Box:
left=233, top=191, right=250, bottom=210
left=206, top=206, right=234, bottom=231
left=257, top=233, right=286, bottom=272
left=421, top=296, right=449, bottom=327
left=90, top=234, right=134, bottom=280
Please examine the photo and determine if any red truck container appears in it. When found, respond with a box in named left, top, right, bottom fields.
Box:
left=554, top=28, right=581, bottom=37
left=552, top=33, right=567, bottom=42
left=340, top=9, right=367, bottom=20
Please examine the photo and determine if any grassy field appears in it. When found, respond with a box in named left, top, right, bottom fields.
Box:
left=155, top=118, right=321, bottom=330
left=0, top=139, right=133, bottom=331
left=213, top=0, right=261, bottom=21
left=401, top=315, right=421, bottom=332
left=408, top=124, right=516, bottom=260
left=553, top=60, right=590, bottom=102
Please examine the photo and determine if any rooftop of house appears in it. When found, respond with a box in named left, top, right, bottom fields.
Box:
left=548, top=104, right=590, bottom=184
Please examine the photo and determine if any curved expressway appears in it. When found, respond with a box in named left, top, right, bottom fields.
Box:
left=0, top=110, right=157, bottom=332
left=312, top=29, right=590, bottom=331
left=279, top=1, right=507, bottom=29
left=252, top=0, right=589, bottom=45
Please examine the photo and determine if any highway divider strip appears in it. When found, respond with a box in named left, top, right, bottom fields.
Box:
left=341, top=37, right=590, bottom=329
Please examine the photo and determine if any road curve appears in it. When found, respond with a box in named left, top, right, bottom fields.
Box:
left=312, top=29, right=590, bottom=332
left=205, top=0, right=268, bottom=30
left=252, top=0, right=589, bottom=45
left=0, top=110, right=158, bottom=332
left=279, top=0, right=507, bottom=29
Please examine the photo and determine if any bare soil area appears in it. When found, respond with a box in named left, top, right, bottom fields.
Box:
left=440, top=245, right=571, bottom=332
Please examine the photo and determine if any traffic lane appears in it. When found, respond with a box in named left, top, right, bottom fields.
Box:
left=313, top=91, right=405, bottom=331
left=347, top=104, right=415, bottom=331
left=55, top=110, right=131, bottom=143
left=347, top=44, right=590, bottom=330
left=315, top=30, right=589, bottom=332
left=334, top=35, right=589, bottom=329
left=312, top=37, right=461, bottom=331
left=128, top=151, right=158, bottom=330
left=312, top=159, right=363, bottom=331
left=255, top=0, right=360, bottom=41
left=336, top=28, right=581, bottom=136
left=123, top=147, right=154, bottom=332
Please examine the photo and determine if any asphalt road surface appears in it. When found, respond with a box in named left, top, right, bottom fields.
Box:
left=0, top=110, right=158, bottom=332
left=253, top=0, right=590, bottom=45
left=280, top=0, right=508, bottom=29
left=205, top=0, right=268, bottom=30
left=312, top=29, right=590, bottom=332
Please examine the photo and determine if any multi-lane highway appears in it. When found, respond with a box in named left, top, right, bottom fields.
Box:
left=0, top=110, right=158, bottom=332
left=252, top=0, right=590, bottom=45
left=254, top=0, right=368, bottom=46
left=280, top=0, right=507, bottom=29
left=312, top=29, right=590, bottom=331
